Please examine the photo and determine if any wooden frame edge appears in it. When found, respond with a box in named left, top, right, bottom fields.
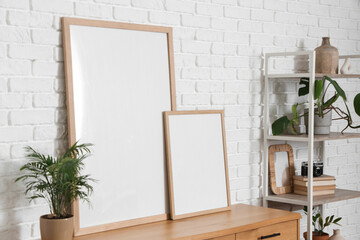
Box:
left=163, top=111, right=175, bottom=219
left=62, top=17, right=176, bottom=236
left=62, top=16, right=177, bottom=112
left=268, top=144, right=295, bottom=195
left=171, top=206, right=231, bottom=220
left=75, top=213, right=168, bottom=236
left=62, top=16, right=80, bottom=234
left=164, top=110, right=231, bottom=220
left=62, top=17, right=173, bottom=33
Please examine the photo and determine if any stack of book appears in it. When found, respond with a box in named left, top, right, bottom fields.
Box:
left=293, top=175, right=336, bottom=196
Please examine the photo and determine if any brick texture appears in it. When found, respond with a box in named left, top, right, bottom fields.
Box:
left=0, top=0, right=359, bottom=240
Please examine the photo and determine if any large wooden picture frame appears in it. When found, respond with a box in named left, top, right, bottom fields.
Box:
left=164, top=110, right=231, bottom=220
left=268, top=144, right=295, bottom=195
left=62, top=17, right=176, bottom=236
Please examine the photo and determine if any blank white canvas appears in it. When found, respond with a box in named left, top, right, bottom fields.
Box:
left=168, top=114, right=228, bottom=216
left=69, top=25, right=171, bottom=228
left=274, top=152, right=290, bottom=188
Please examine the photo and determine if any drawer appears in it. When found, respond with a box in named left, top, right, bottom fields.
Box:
left=208, top=234, right=235, bottom=240
left=236, top=220, right=298, bottom=240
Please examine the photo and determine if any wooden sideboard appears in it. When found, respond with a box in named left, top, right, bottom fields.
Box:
left=74, top=204, right=301, bottom=240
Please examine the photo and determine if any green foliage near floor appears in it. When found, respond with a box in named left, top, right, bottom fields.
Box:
left=16, top=142, right=95, bottom=218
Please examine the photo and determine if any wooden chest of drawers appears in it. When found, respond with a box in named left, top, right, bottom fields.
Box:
left=74, top=204, right=301, bottom=240
left=236, top=219, right=298, bottom=240
left=208, top=219, right=298, bottom=240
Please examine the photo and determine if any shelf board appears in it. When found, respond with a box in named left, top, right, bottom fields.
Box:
left=267, top=73, right=310, bottom=79
left=267, top=73, right=360, bottom=79
left=315, top=74, right=360, bottom=78
left=265, top=189, right=360, bottom=206
left=267, top=132, right=360, bottom=142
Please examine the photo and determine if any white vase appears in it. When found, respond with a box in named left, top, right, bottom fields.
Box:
left=329, top=229, right=345, bottom=240
left=340, top=58, right=353, bottom=74
left=305, top=110, right=332, bottom=135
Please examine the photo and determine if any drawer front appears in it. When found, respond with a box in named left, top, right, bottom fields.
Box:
left=236, top=220, right=298, bottom=240
left=208, top=234, right=236, bottom=240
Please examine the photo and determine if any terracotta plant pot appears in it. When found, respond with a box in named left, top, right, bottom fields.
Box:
left=304, top=231, right=330, bottom=240
left=315, top=37, right=339, bottom=74
left=40, top=215, right=74, bottom=240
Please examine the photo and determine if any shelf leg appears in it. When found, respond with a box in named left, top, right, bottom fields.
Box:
left=306, top=51, right=316, bottom=240
left=263, top=54, right=270, bottom=208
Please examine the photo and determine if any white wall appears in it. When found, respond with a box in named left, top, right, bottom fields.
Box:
left=0, top=0, right=359, bottom=239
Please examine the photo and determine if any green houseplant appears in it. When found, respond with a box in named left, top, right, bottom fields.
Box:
left=303, top=206, right=342, bottom=240
left=272, top=76, right=360, bottom=135
left=15, top=142, right=95, bottom=240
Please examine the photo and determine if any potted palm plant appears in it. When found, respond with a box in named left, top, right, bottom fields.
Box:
left=272, top=76, right=360, bottom=135
left=303, top=206, right=342, bottom=240
left=15, top=142, right=95, bottom=240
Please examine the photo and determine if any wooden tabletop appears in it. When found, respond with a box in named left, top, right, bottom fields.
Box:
left=74, top=204, right=301, bottom=240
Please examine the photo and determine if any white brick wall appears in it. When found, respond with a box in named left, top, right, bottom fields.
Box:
left=0, top=0, right=359, bottom=239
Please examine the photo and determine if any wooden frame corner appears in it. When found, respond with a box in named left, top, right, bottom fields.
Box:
left=268, top=144, right=295, bottom=195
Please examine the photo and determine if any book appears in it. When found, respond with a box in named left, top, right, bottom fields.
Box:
left=293, top=174, right=335, bottom=182
left=294, top=185, right=336, bottom=191
left=293, top=180, right=336, bottom=187
left=294, top=189, right=335, bottom=196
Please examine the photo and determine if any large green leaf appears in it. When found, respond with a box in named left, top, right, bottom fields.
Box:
left=333, top=217, right=342, bottom=225
left=303, top=206, right=308, bottom=214
left=298, top=78, right=309, bottom=96
left=313, top=213, right=320, bottom=222
left=324, top=76, right=347, bottom=101
left=314, top=79, right=323, bottom=100
left=354, top=93, right=360, bottom=117
left=324, top=216, right=330, bottom=227
left=292, top=103, right=299, bottom=124
left=319, top=216, right=324, bottom=229
left=323, top=93, right=339, bottom=109
left=272, top=116, right=290, bottom=135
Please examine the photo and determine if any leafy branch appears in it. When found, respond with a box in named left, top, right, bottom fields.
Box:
left=272, top=76, right=360, bottom=135
left=304, top=206, right=341, bottom=235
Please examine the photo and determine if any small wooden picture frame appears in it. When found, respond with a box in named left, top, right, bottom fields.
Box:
left=269, top=144, right=295, bottom=195
left=164, top=110, right=231, bottom=220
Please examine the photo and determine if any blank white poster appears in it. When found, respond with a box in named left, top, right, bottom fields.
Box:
left=69, top=24, right=172, bottom=229
left=166, top=112, right=230, bottom=218
left=274, top=152, right=290, bottom=188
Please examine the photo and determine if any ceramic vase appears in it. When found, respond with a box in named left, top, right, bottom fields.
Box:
left=315, top=37, right=339, bottom=74
left=329, top=229, right=345, bottom=240
left=40, top=215, right=74, bottom=240
left=305, top=110, right=332, bottom=135
left=313, top=111, right=332, bottom=135
left=340, top=58, right=353, bottom=74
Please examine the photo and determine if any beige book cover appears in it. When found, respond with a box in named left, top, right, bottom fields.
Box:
left=294, top=189, right=335, bottom=196
left=294, top=184, right=336, bottom=191
left=293, top=174, right=335, bottom=182
left=293, top=180, right=335, bottom=187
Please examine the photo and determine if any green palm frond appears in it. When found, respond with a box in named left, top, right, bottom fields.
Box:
left=15, top=142, right=96, bottom=218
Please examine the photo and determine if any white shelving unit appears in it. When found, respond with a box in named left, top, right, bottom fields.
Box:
left=263, top=51, right=360, bottom=240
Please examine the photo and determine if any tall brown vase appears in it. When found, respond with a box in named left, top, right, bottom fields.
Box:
left=315, top=37, right=339, bottom=74
left=40, top=215, right=74, bottom=240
